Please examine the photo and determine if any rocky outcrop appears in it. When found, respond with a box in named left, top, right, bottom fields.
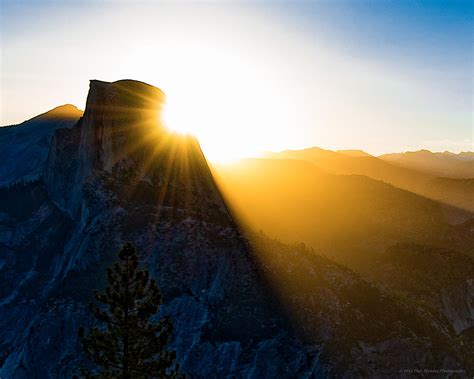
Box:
left=44, top=80, right=226, bottom=222
left=367, top=243, right=474, bottom=337
left=44, top=80, right=165, bottom=217
left=441, top=279, right=474, bottom=334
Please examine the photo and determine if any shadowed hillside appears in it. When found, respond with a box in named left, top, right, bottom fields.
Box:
left=0, top=105, right=83, bottom=186
left=247, top=232, right=472, bottom=375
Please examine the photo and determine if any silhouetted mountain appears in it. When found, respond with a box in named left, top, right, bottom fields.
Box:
left=0, top=80, right=319, bottom=377
left=380, top=150, right=474, bottom=179
left=1, top=80, right=472, bottom=377
left=0, top=104, right=83, bottom=186
left=265, top=146, right=474, bottom=212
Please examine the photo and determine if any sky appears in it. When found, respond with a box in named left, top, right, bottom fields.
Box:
left=1, top=0, right=472, bottom=161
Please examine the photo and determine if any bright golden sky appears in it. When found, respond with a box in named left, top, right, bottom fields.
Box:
left=1, top=1, right=472, bottom=162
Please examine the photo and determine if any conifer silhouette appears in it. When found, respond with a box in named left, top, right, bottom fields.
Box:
left=78, top=242, right=183, bottom=378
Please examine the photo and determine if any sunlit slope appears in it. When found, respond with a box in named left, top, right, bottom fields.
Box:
left=213, top=158, right=474, bottom=266
left=336, top=149, right=372, bottom=157
left=380, top=150, right=474, bottom=179
left=265, top=147, right=474, bottom=212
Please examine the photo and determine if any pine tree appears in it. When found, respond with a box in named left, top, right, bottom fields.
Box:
left=78, top=242, right=183, bottom=378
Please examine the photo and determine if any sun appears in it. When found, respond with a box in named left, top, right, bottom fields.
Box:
left=161, top=99, right=192, bottom=135
left=161, top=90, right=263, bottom=164
left=162, top=97, right=247, bottom=163
left=151, top=44, right=298, bottom=164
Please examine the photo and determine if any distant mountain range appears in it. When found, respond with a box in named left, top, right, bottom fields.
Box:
left=214, top=156, right=474, bottom=261
left=337, top=148, right=474, bottom=177
left=0, top=81, right=473, bottom=377
left=380, top=150, right=474, bottom=179
left=214, top=152, right=474, bottom=373
left=263, top=146, right=474, bottom=213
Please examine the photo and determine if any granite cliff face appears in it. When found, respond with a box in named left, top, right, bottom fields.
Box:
left=0, top=80, right=323, bottom=378
left=441, top=279, right=474, bottom=334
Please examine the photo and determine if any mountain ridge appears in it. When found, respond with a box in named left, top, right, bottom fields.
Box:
left=0, top=80, right=323, bottom=377
left=26, top=104, right=83, bottom=123
left=1, top=80, right=472, bottom=376
left=379, top=149, right=474, bottom=178
left=264, top=146, right=474, bottom=212
left=0, top=105, right=83, bottom=186
left=0, top=104, right=82, bottom=129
